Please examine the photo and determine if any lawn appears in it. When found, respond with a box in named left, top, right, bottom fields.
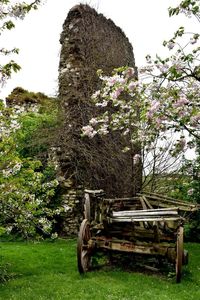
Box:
left=0, top=239, right=200, bottom=300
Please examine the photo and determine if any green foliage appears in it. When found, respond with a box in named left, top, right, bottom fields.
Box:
left=165, top=143, right=200, bottom=241
left=184, top=211, right=200, bottom=241
left=6, top=87, right=60, bottom=160
left=169, top=0, right=200, bottom=17
left=168, top=143, right=200, bottom=203
left=0, top=61, right=21, bottom=82
left=6, top=87, right=53, bottom=105
left=0, top=263, right=13, bottom=283
left=0, top=98, right=61, bottom=239
left=187, top=147, right=200, bottom=203
left=17, top=109, right=59, bottom=159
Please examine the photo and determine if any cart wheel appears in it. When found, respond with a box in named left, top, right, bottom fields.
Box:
left=77, top=219, right=91, bottom=274
left=84, top=193, right=91, bottom=222
left=176, top=226, right=183, bottom=283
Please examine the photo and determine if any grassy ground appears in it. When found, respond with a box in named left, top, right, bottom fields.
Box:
left=0, top=239, right=200, bottom=300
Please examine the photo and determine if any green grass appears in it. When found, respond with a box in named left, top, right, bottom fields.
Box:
left=0, top=240, right=200, bottom=300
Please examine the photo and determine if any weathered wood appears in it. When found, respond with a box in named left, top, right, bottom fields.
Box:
left=84, top=189, right=104, bottom=195
left=138, top=193, right=198, bottom=211
left=140, top=194, right=188, bottom=206
left=94, top=237, right=175, bottom=257
left=77, top=189, right=193, bottom=282
left=110, top=216, right=181, bottom=222
left=142, top=195, right=153, bottom=209
left=107, top=229, right=175, bottom=242
left=142, top=265, right=159, bottom=272
left=143, top=192, right=196, bottom=205
left=139, top=196, right=149, bottom=228
left=104, top=197, right=138, bottom=202
left=140, top=196, right=148, bottom=210
left=112, top=208, right=178, bottom=217
left=147, top=200, right=196, bottom=212
left=142, top=196, right=162, bottom=236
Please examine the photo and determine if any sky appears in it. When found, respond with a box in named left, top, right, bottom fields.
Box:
left=0, top=0, right=196, bottom=99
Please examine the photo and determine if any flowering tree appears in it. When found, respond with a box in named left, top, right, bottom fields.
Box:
left=0, top=0, right=42, bottom=86
left=82, top=0, right=200, bottom=194
left=0, top=1, right=63, bottom=240
left=0, top=100, right=62, bottom=239
left=141, top=1, right=200, bottom=143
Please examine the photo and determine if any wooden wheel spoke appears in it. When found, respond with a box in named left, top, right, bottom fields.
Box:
left=77, top=219, right=92, bottom=274
left=83, top=228, right=90, bottom=243
left=176, top=226, right=183, bottom=283
left=82, top=244, right=89, bottom=251
left=81, top=249, right=88, bottom=257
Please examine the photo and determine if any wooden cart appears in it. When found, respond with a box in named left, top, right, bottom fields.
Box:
left=77, top=190, right=199, bottom=283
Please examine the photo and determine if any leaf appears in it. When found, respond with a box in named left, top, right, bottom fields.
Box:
left=4, top=20, right=15, bottom=30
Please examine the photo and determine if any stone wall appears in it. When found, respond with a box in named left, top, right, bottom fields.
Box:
left=57, top=4, right=142, bottom=235
left=58, top=4, right=141, bottom=190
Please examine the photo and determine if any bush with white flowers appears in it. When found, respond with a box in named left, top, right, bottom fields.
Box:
left=0, top=101, right=62, bottom=239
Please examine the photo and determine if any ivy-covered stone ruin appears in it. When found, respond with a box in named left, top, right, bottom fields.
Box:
left=57, top=4, right=142, bottom=235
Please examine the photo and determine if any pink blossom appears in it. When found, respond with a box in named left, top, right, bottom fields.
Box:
left=158, top=64, right=169, bottom=73
left=178, top=110, right=188, bottom=117
left=146, top=111, right=154, bottom=119
left=117, top=77, right=126, bottom=85
left=123, top=67, right=135, bottom=78
left=106, top=77, right=117, bottom=86
left=155, top=117, right=162, bottom=127
left=191, top=114, right=200, bottom=125
left=151, top=100, right=160, bottom=110
left=174, top=63, right=182, bottom=72
left=106, top=75, right=126, bottom=87
left=147, top=100, right=160, bottom=119
left=128, top=81, right=138, bottom=91
left=110, top=87, right=123, bottom=99
left=173, top=97, right=189, bottom=108
left=167, top=41, right=175, bottom=50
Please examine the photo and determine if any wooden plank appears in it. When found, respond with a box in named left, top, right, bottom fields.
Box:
left=146, top=199, right=197, bottom=212
left=110, top=216, right=181, bottom=222
left=143, top=192, right=195, bottom=205
left=107, top=229, right=175, bottom=242
left=104, top=197, right=137, bottom=202
left=113, top=207, right=179, bottom=213
left=139, top=197, right=149, bottom=227
left=142, top=196, right=163, bottom=233
left=140, top=196, right=148, bottom=210
left=142, top=195, right=153, bottom=209
left=139, top=193, right=197, bottom=209
left=112, top=209, right=178, bottom=217
left=84, top=189, right=104, bottom=195
left=95, top=238, right=173, bottom=257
